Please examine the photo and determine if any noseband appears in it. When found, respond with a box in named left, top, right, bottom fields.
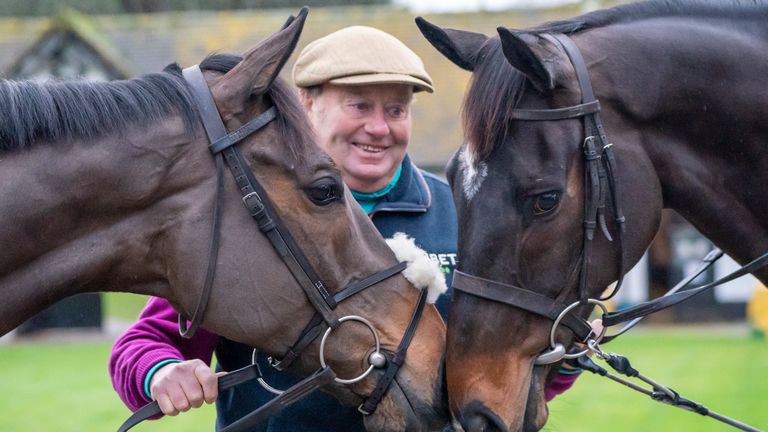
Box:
left=118, top=65, right=428, bottom=432
left=452, top=33, right=626, bottom=364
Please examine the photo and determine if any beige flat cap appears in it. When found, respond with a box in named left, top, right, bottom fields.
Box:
left=293, top=26, right=433, bottom=93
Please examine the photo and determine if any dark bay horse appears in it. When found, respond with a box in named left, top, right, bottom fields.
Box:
left=0, top=10, right=448, bottom=431
left=417, top=1, right=768, bottom=430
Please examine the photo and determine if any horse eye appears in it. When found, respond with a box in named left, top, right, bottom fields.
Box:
left=306, top=178, right=342, bottom=206
left=533, top=191, right=560, bottom=215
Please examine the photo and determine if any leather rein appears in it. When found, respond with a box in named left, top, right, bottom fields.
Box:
left=117, top=65, right=428, bottom=432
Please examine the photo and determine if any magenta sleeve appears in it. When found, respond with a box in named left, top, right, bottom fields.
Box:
left=544, top=370, right=581, bottom=401
left=108, top=296, right=219, bottom=412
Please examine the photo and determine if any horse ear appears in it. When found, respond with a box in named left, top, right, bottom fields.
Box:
left=415, top=17, right=488, bottom=71
left=281, top=14, right=296, bottom=30
left=497, top=27, right=556, bottom=94
left=220, top=7, right=308, bottom=98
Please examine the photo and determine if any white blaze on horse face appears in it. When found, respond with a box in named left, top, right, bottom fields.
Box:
left=459, top=147, right=487, bottom=201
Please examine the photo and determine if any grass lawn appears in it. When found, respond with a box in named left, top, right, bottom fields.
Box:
left=0, top=342, right=215, bottom=432
left=547, top=328, right=768, bottom=431
left=1, top=306, right=765, bottom=431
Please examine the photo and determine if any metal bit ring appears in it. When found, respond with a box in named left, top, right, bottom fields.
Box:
left=319, top=315, right=381, bottom=384
left=550, top=298, right=608, bottom=360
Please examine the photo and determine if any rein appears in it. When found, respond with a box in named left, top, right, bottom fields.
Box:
left=117, top=65, right=428, bottom=432
left=453, top=32, right=768, bottom=431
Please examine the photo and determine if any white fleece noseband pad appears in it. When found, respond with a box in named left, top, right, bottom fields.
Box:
left=385, top=232, right=448, bottom=304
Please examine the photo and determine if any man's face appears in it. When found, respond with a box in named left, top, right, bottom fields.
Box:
left=302, top=83, right=413, bottom=193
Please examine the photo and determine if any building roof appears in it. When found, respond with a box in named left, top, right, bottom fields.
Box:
left=0, top=3, right=613, bottom=169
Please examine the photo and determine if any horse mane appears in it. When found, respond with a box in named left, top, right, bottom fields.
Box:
left=0, top=69, right=198, bottom=152
left=529, top=0, right=768, bottom=34
left=463, top=0, right=768, bottom=161
left=0, top=53, right=313, bottom=159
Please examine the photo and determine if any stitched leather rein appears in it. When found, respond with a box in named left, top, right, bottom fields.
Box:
left=117, top=65, right=429, bottom=432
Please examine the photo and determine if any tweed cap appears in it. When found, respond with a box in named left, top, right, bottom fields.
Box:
left=293, top=26, right=433, bottom=93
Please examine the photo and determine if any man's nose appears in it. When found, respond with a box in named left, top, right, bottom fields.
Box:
left=364, top=110, right=390, bottom=137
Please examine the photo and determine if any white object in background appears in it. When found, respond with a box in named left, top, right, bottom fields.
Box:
left=714, top=255, right=759, bottom=303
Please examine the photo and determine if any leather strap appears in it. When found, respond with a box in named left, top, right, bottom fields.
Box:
left=452, top=270, right=593, bottom=340
left=334, top=262, right=408, bottom=303
left=176, top=65, right=228, bottom=339
left=209, top=107, right=277, bottom=154
left=359, top=288, right=429, bottom=415
left=219, top=368, right=336, bottom=432
left=509, top=100, right=600, bottom=121
left=604, top=249, right=768, bottom=326
left=116, top=364, right=260, bottom=432
left=270, top=261, right=408, bottom=371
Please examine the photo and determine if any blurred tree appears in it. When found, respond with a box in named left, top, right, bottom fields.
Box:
left=2, top=0, right=388, bottom=16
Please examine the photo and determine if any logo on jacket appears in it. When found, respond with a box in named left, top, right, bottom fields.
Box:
left=429, top=253, right=457, bottom=274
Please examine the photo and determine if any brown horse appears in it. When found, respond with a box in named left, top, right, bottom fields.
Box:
left=0, top=10, right=448, bottom=431
left=417, top=1, right=768, bottom=430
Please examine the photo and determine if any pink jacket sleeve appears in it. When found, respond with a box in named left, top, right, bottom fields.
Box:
left=108, top=296, right=219, bottom=411
left=545, top=370, right=581, bottom=401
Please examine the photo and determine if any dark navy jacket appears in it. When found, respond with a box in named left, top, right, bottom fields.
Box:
left=214, top=155, right=458, bottom=431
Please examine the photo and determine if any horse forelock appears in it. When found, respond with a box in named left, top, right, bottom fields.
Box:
left=462, top=38, right=527, bottom=164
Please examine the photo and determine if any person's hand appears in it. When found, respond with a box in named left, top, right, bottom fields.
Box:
left=560, top=319, right=603, bottom=372
left=587, top=318, right=604, bottom=343
left=149, top=359, right=224, bottom=416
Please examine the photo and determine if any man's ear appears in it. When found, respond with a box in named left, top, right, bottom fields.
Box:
left=415, top=17, right=488, bottom=71
left=497, top=27, right=557, bottom=94
left=297, top=87, right=314, bottom=113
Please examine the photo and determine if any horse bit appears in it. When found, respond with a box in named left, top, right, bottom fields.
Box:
left=117, top=64, right=429, bottom=432
left=452, top=33, right=767, bottom=431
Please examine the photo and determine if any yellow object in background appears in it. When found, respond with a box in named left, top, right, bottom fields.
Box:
left=746, top=284, right=768, bottom=339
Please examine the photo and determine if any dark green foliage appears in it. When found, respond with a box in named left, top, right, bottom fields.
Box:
left=1, top=0, right=388, bottom=16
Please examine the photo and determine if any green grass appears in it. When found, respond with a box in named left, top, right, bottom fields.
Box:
left=0, top=326, right=765, bottom=431
left=546, top=328, right=768, bottom=431
left=0, top=342, right=215, bottom=432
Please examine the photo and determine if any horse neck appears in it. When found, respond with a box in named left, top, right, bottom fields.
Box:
left=0, top=118, right=207, bottom=334
left=587, top=19, right=768, bottom=281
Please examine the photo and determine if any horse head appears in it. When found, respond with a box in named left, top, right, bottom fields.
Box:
left=417, top=17, right=662, bottom=431
left=0, top=10, right=448, bottom=430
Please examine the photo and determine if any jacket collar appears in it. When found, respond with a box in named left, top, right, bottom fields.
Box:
left=370, top=154, right=431, bottom=215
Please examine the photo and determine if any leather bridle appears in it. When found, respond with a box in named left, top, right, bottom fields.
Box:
left=448, top=32, right=768, bottom=432
left=451, top=33, right=626, bottom=363
left=117, top=64, right=429, bottom=432
left=452, top=32, right=768, bottom=365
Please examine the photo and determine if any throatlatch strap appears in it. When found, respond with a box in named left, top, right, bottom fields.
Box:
left=176, top=65, right=229, bottom=338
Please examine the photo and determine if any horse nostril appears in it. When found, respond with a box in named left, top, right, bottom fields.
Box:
left=460, top=401, right=508, bottom=432
left=464, top=414, right=489, bottom=431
